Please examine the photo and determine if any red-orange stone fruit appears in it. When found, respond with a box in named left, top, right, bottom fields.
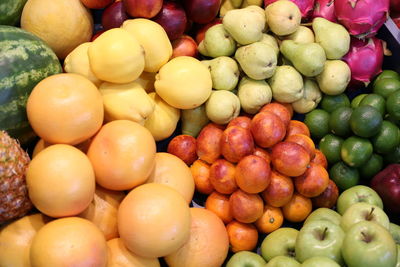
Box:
left=250, top=111, right=286, bottom=148
left=235, top=155, right=271, bottom=194
left=294, top=163, right=329, bottom=198
left=209, top=159, right=237, bottom=194
left=261, top=170, right=294, bottom=208
left=227, top=116, right=252, bottom=130
left=260, top=102, right=292, bottom=128
left=312, top=179, right=339, bottom=209
left=252, top=147, right=271, bottom=165
left=167, top=134, right=197, bottom=165
left=229, top=189, right=264, bottom=224
left=226, top=221, right=258, bottom=253
left=220, top=126, right=254, bottom=163
left=271, top=141, right=310, bottom=177
left=205, top=191, right=233, bottom=224
left=196, top=123, right=224, bottom=164
left=311, top=149, right=328, bottom=169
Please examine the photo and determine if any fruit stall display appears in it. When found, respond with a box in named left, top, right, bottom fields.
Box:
left=1, top=0, right=400, bottom=266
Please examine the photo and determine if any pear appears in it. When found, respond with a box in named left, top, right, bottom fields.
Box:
left=201, top=24, right=236, bottom=58
left=280, top=40, right=326, bottom=77
left=205, top=90, right=241, bottom=124
left=292, top=78, right=322, bottom=114
left=241, top=0, right=263, bottom=7
left=198, top=41, right=210, bottom=57
left=268, top=65, right=304, bottom=103
left=316, top=60, right=351, bottom=95
left=283, top=26, right=315, bottom=44
left=222, top=5, right=266, bottom=45
left=238, top=76, right=272, bottom=114
left=265, top=0, right=301, bottom=36
left=231, top=0, right=243, bottom=8
left=181, top=105, right=210, bottom=137
left=220, top=0, right=235, bottom=17
left=208, top=56, right=240, bottom=91
left=312, top=17, right=350, bottom=59
left=235, top=41, right=277, bottom=80
left=259, top=33, right=280, bottom=57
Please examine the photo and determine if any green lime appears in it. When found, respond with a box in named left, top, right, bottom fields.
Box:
left=373, top=78, right=400, bottom=98
left=386, top=90, right=400, bottom=120
left=372, top=70, right=400, bottom=88
left=351, top=94, right=368, bottom=109
left=304, top=109, right=330, bottom=140
left=320, top=93, right=351, bottom=113
left=341, top=136, right=373, bottom=167
left=371, top=120, right=400, bottom=154
left=319, top=134, right=344, bottom=165
left=358, top=93, right=386, bottom=117
left=358, top=153, right=383, bottom=180
left=349, top=105, right=383, bottom=138
left=329, top=161, right=360, bottom=191
left=383, top=145, right=400, bottom=164
left=329, top=107, right=352, bottom=137
left=386, top=114, right=400, bottom=128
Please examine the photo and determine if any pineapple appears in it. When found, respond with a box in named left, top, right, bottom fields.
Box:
left=0, top=131, right=32, bottom=224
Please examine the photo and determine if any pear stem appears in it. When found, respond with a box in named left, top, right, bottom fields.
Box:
left=366, top=207, right=375, bottom=221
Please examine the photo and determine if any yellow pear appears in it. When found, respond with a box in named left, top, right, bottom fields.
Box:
left=99, top=81, right=155, bottom=124
left=122, top=19, right=172, bottom=73
left=134, top=71, right=156, bottom=93
left=144, top=92, right=180, bottom=141
left=64, top=42, right=102, bottom=87
left=88, top=28, right=145, bottom=84
left=155, top=56, right=212, bottom=109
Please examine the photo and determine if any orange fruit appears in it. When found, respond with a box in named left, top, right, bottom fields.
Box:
left=26, top=73, right=103, bottom=145
left=311, top=149, right=328, bottom=169
left=190, top=159, right=214, bottom=195
left=87, top=120, right=156, bottom=191
left=252, top=146, right=271, bottom=164
left=294, top=163, right=330, bottom=198
left=250, top=111, right=286, bottom=148
left=282, top=193, right=312, bottom=223
left=78, top=186, right=126, bottom=240
left=230, top=189, right=264, bottom=224
left=255, top=205, right=284, bottom=234
left=26, top=144, right=96, bottom=217
left=209, top=159, right=238, bottom=194
left=271, top=141, right=311, bottom=177
left=260, top=102, right=292, bottom=127
left=29, top=217, right=108, bottom=267
left=146, top=152, right=195, bottom=203
left=106, top=238, right=160, bottom=267
left=285, top=133, right=316, bottom=159
left=205, top=191, right=233, bottom=224
left=261, top=170, right=294, bottom=208
left=165, top=208, right=229, bottom=267
left=286, top=120, right=311, bottom=138
left=0, top=213, right=50, bottom=266
left=117, top=183, right=191, bottom=258
left=226, top=220, right=258, bottom=252
left=272, top=100, right=294, bottom=118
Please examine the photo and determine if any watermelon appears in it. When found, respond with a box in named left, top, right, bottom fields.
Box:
left=0, top=25, right=62, bottom=146
left=0, top=0, right=28, bottom=26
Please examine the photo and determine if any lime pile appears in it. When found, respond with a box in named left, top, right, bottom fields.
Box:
left=304, top=70, right=400, bottom=191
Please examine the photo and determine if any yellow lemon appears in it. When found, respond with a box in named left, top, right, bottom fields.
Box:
left=88, top=28, right=145, bottom=84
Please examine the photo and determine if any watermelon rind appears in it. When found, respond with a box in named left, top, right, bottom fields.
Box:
left=0, top=0, right=28, bottom=26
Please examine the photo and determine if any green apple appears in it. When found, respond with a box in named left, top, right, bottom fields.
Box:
left=390, top=223, right=400, bottom=245
left=303, top=208, right=341, bottom=226
left=301, top=256, right=340, bottom=267
left=226, top=251, right=267, bottom=267
left=397, top=244, right=400, bottom=267
left=260, top=227, right=299, bottom=261
left=340, top=202, right=390, bottom=232
left=295, top=220, right=344, bottom=264
left=342, top=221, right=397, bottom=267
left=336, top=185, right=383, bottom=215
left=266, top=256, right=301, bottom=267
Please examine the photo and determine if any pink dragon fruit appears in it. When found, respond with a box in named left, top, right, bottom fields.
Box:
left=264, top=0, right=315, bottom=20
left=311, top=0, right=337, bottom=22
left=342, top=37, right=384, bottom=86
left=334, top=0, right=390, bottom=38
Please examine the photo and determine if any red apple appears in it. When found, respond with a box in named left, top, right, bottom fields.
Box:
left=123, top=0, right=163, bottom=18
left=80, top=0, right=113, bottom=9
left=102, top=1, right=129, bottom=30
left=183, top=0, right=222, bottom=24
left=194, top=18, right=222, bottom=44
left=171, top=35, right=198, bottom=58
left=152, top=0, right=187, bottom=41
left=371, top=164, right=400, bottom=214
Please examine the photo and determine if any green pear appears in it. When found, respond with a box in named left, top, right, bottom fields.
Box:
left=268, top=65, right=304, bottom=103
left=292, top=78, right=322, bottom=114
left=312, top=17, right=350, bottom=59
left=241, top=0, right=263, bottom=7
left=205, top=90, right=241, bottom=124
left=280, top=40, right=326, bottom=77
left=238, top=76, right=272, bottom=114
left=222, top=5, right=266, bottom=45
left=265, top=0, right=301, bottom=36
left=231, top=0, right=243, bottom=8
left=208, top=56, right=240, bottom=91
left=220, top=0, right=236, bottom=17
left=235, top=41, right=277, bottom=80
left=283, top=26, right=315, bottom=44
left=259, top=33, right=280, bottom=56
left=201, top=24, right=236, bottom=58
left=198, top=41, right=210, bottom=57
left=181, top=105, right=209, bottom=137
left=316, top=60, right=351, bottom=95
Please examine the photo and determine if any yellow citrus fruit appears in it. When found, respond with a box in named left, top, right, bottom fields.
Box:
left=21, top=0, right=93, bottom=59
left=29, top=217, right=107, bottom=267
left=26, top=144, right=96, bottom=217
left=26, top=73, right=104, bottom=145
left=87, top=120, right=156, bottom=191
left=117, top=183, right=191, bottom=258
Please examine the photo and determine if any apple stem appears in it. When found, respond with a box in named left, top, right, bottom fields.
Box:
left=321, top=227, right=328, bottom=240
left=366, top=207, right=375, bottom=221
left=361, top=231, right=372, bottom=243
